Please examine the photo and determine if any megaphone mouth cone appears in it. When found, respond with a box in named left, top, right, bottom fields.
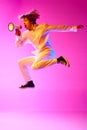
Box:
left=8, top=23, right=14, bottom=31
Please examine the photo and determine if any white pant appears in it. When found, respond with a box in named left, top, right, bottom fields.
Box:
left=18, top=47, right=57, bottom=82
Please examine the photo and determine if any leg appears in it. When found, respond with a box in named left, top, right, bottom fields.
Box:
left=18, top=56, right=35, bottom=82
left=32, top=48, right=70, bottom=69
left=32, top=49, right=57, bottom=69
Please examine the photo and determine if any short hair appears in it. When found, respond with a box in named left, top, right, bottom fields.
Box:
left=19, top=10, right=40, bottom=24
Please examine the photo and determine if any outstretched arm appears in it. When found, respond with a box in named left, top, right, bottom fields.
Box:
left=44, top=24, right=84, bottom=33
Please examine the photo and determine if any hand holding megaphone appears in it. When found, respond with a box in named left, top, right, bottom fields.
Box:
left=8, top=23, right=22, bottom=31
left=8, top=23, right=22, bottom=36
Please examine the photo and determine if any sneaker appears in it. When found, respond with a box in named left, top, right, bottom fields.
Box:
left=57, top=56, right=70, bottom=67
left=19, top=80, right=35, bottom=88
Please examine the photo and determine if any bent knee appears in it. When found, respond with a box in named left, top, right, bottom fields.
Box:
left=32, top=63, right=39, bottom=69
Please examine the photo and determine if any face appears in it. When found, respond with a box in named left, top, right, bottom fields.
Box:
left=22, top=17, right=32, bottom=30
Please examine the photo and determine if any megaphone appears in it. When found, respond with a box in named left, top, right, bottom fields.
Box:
left=8, top=23, right=22, bottom=31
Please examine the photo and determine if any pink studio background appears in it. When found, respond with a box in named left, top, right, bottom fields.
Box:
left=0, top=0, right=87, bottom=116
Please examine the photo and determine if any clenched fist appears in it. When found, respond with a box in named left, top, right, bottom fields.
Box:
left=15, top=29, right=21, bottom=36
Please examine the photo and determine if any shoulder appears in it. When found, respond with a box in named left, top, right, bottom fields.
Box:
left=37, top=23, right=48, bottom=28
left=22, top=30, right=29, bottom=35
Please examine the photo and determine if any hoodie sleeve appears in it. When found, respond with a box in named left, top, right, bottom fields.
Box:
left=15, top=31, right=27, bottom=47
left=44, top=24, right=77, bottom=33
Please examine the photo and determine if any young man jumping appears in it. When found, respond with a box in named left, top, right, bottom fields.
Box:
left=15, top=10, right=84, bottom=88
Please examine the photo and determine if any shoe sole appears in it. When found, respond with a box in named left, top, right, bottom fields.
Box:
left=61, top=56, right=70, bottom=67
left=19, top=86, right=35, bottom=88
